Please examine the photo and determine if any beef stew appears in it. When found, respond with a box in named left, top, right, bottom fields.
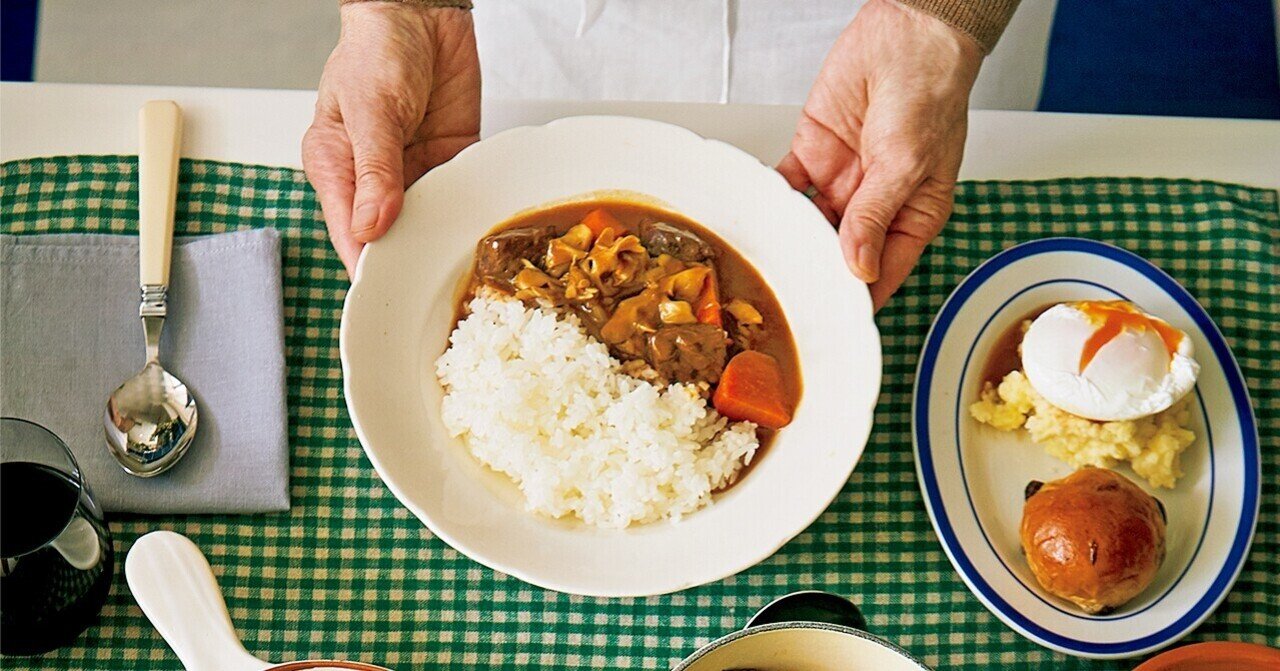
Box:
left=456, top=199, right=802, bottom=439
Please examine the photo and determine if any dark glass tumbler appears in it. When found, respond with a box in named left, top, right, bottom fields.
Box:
left=1, top=418, right=114, bottom=656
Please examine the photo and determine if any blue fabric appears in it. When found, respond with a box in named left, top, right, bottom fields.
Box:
left=1, top=0, right=39, bottom=82
left=1039, top=0, right=1280, bottom=119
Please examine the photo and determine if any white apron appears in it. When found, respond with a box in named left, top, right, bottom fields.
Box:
left=474, top=0, right=866, bottom=104
left=473, top=0, right=1053, bottom=108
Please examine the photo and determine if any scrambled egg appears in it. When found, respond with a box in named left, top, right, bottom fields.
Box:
left=970, top=370, right=1196, bottom=488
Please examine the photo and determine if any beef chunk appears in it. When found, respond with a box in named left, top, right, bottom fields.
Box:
left=723, top=311, right=745, bottom=358
left=475, top=226, right=555, bottom=287
left=639, top=221, right=715, bottom=263
left=645, top=323, right=728, bottom=385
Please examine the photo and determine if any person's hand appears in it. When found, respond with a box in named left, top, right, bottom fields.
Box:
left=778, top=0, right=982, bottom=310
left=303, top=3, right=480, bottom=277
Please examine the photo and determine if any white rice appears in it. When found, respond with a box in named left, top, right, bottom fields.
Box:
left=436, top=291, right=758, bottom=528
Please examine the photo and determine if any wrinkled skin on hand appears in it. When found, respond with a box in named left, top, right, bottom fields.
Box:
left=778, top=0, right=982, bottom=310
left=303, top=4, right=481, bottom=276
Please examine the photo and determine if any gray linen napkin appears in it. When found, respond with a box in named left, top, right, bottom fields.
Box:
left=0, top=229, right=289, bottom=513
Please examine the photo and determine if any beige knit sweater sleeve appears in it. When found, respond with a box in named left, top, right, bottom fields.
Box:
left=896, top=0, right=1021, bottom=53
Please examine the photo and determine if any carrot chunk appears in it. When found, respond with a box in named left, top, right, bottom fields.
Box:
left=580, top=208, right=625, bottom=238
left=694, top=272, right=722, bottom=327
left=713, top=350, right=792, bottom=429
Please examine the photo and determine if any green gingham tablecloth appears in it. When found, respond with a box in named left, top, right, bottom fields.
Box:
left=1, top=156, right=1276, bottom=670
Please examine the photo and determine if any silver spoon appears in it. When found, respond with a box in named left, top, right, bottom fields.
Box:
left=105, top=100, right=198, bottom=477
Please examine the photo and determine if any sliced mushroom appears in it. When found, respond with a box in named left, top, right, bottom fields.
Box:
left=561, top=265, right=598, bottom=302
left=725, top=299, right=763, bottom=325
left=584, top=232, right=648, bottom=293
left=658, top=300, right=698, bottom=325
left=512, top=263, right=564, bottom=305
left=659, top=266, right=712, bottom=303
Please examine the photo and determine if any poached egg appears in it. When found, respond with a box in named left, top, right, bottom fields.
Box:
left=1020, top=300, right=1199, bottom=421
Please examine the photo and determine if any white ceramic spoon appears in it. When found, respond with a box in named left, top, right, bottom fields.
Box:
left=126, top=531, right=387, bottom=671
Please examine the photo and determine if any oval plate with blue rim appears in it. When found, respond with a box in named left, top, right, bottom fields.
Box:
left=912, top=238, right=1260, bottom=659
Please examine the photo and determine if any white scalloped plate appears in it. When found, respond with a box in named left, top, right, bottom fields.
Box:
left=340, top=116, right=882, bottom=596
left=913, top=238, right=1260, bottom=658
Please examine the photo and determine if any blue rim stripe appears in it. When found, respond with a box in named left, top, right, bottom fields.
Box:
left=913, top=238, right=1260, bottom=656
left=952, top=279, right=1215, bottom=622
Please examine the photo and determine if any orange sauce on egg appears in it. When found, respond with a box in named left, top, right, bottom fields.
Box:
left=1072, top=301, right=1183, bottom=373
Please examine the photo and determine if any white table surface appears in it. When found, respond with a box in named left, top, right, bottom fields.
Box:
left=3, top=82, right=1279, bottom=189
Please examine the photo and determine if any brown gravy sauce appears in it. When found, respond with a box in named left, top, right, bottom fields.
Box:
left=981, top=303, right=1056, bottom=387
